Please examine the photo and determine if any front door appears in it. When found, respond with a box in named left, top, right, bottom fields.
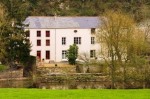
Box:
left=37, top=51, right=41, bottom=60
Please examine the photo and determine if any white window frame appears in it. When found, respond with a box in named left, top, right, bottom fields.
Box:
left=74, top=37, right=81, bottom=44
left=62, top=37, right=66, bottom=45
left=90, top=50, right=96, bottom=58
left=62, top=50, right=67, bottom=59
left=91, top=37, right=95, bottom=44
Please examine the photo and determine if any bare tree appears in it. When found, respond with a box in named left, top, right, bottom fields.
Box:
left=139, top=20, right=150, bottom=88
left=97, top=11, right=146, bottom=88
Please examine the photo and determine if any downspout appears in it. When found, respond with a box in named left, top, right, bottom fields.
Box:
left=55, top=29, right=56, bottom=62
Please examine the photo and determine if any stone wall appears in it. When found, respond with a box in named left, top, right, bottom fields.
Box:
left=37, top=66, right=76, bottom=75
left=38, top=73, right=107, bottom=83
left=76, top=65, right=102, bottom=73
left=35, top=67, right=150, bottom=89
left=36, top=69, right=111, bottom=89
left=38, top=81, right=111, bottom=89
left=0, top=78, right=32, bottom=88
left=0, top=69, right=23, bottom=79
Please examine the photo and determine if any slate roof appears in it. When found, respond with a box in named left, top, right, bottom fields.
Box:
left=24, top=16, right=100, bottom=29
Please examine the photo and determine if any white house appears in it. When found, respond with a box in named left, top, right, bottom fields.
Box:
left=24, top=16, right=101, bottom=63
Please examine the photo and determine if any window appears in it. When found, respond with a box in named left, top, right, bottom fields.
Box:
left=46, top=31, right=50, bottom=37
left=91, top=37, right=95, bottom=44
left=37, top=31, right=41, bottom=37
left=37, top=40, right=41, bottom=46
left=62, top=37, right=66, bottom=45
left=46, top=40, right=50, bottom=46
left=62, top=50, right=67, bottom=59
left=90, top=50, right=96, bottom=58
left=26, top=31, right=30, bottom=37
left=46, top=51, right=50, bottom=59
left=37, top=51, right=41, bottom=59
left=91, top=28, right=96, bottom=34
left=74, top=37, right=81, bottom=44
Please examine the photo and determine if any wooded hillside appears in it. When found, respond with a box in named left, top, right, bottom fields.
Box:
left=0, top=0, right=150, bottom=22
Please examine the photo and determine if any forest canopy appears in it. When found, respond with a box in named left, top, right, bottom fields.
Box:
left=0, top=0, right=149, bottom=22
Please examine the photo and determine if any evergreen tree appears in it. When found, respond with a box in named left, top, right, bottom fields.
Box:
left=0, top=3, right=30, bottom=67
left=67, top=44, right=78, bottom=65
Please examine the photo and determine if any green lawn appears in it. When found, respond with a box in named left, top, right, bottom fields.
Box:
left=0, top=89, right=149, bottom=99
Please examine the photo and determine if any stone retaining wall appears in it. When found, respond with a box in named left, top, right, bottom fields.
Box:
left=0, top=78, right=32, bottom=88
left=37, top=66, right=76, bottom=75
left=38, top=73, right=108, bottom=83
left=36, top=71, right=111, bottom=89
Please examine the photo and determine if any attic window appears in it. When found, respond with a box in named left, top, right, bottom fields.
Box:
left=91, top=28, right=95, bottom=34
left=74, top=30, right=77, bottom=33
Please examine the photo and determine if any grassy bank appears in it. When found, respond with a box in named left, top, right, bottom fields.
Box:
left=0, top=89, right=149, bottom=99
left=0, top=64, right=7, bottom=71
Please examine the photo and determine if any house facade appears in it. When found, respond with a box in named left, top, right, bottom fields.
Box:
left=24, top=16, right=101, bottom=62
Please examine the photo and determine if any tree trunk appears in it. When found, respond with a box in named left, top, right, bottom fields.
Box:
left=110, top=48, right=115, bottom=89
